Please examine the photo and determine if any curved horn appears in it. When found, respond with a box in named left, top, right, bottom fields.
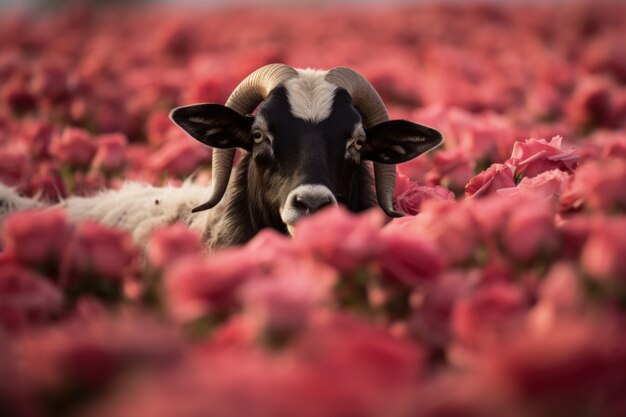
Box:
left=192, top=64, right=299, bottom=213
left=325, top=67, right=402, bottom=217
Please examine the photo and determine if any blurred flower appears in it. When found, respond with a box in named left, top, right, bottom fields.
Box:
left=64, top=221, right=137, bottom=286
left=146, top=223, right=203, bottom=270
left=561, top=159, right=626, bottom=212
left=50, top=127, right=97, bottom=170
left=581, top=218, right=626, bottom=282
left=147, top=141, right=212, bottom=178
left=451, top=284, right=528, bottom=353
left=2, top=208, right=70, bottom=267
left=377, top=231, right=445, bottom=287
left=164, top=249, right=259, bottom=321
left=294, top=207, right=384, bottom=273
left=0, top=264, right=63, bottom=331
left=92, top=133, right=128, bottom=174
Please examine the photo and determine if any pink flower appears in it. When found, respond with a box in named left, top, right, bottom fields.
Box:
left=146, top=111, right=175, bottom=147
left=483, top=319, right=626, bottom=412
left=561, top=159, right=626, bottom=212
left=241, top=257, right=336, bottom=332
left=14, top=313, right=181, bottom=396
left=164, top=249, right=259, bottom=321
left=0, top=142, right=31, bottom=187
left=581, top=218, right=626, bottom=281
left=497, top=169, right=570, bottom=200
left=64, top=221, right=137, bottom=282
left=294, top=207, right=384, bottom=273
left=50, top=127, right=97, bottom=170
left=146, top=224, right=203, bottom=270
left=20, top=120, right=55, bottom=160
left=377, top=231, right=445, bottom=287
left=451, top=284, right=528, bottom=350
left=0, top=264, right=63, bottom=331
left=147, top=141, right=212, bottom=178
left=428, top=149, right=475, bottom=192
left=23, top=162, right=67, bottom=202
left=2, top=209, right=70, bottom=267
left=394, top=172, right=454, bottom=216
left=509, top=136, right=578, bottom=178
left=565, top=76, right=613, bottom=128
left=502, top=199, right=557, bottom=262
left=528, top=263, right=584, bottom=332
left=388, top=199, right=479, bottom=265
left=92, top=132, right=127, bottom=174
left=465, top=163, right=516, bottom=198
left=409, top=272, right=472, bottom=347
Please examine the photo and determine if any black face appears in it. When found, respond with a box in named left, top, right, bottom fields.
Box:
left=249, top=87, right=363, bottom=216
left=170, top=81, right=443, bottom=232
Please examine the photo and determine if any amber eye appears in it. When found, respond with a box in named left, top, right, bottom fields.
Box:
left=353, top=138, right=364, bottom=151
left=252, top=130, right=265, bottom=144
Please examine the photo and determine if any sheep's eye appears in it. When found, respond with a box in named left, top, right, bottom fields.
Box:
left=252, top=130, right=265, bottom=144
left=353, top=138, right=364, bottom=151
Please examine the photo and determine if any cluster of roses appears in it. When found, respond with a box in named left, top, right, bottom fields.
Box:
left=2, top=2, right=626, bottom=417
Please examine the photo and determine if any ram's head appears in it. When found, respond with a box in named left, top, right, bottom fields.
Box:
left=171, top=64, right=442, bottom=235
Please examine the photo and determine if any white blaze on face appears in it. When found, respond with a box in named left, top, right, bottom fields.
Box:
left=285, top=69, right=338, bottom=122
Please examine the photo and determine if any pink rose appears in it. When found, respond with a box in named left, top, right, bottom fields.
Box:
left=497, top=169, right=570, bottom=200
left=387, top=199, right=479, bottom=265
left=528, top=262, right=584, bottom=331
left=50, top=127, right=97, bottom=170
left=146, top=111, right=175, bottom=147
left=0, top=264, right=63, bottom=331
left=64, top=221, right=137, bottom=283
left=502, top=199, right=557, bottom=262
left=409, top=272, right=472, bottom=347
left=581, top=218, right=626, bottom=281
left=428, top=149, right=475, bottom=192
left=241, top=257, right=336, bottom=332
left=565, top=76, right=613, bottom=128
left=164, top=249, right=259, bottom=321
left=14, top=313, right=181, bottom=395
left=483, top=319, right=626, bottom=412
left=0, top=142, right=31, bottom=187
left=394, top=172, right=454, bottom=216
left=146, top=224, right=203, bottom=270
left=2, top=209, right=70, bottom=267
left=509, top=136, right=578, bottom=178
left=561, top=159, right=626, bottom=212
left=451, top=284, right=528, bottom=350
left=92, top=132, right=127, bottom=174
left=465, top=163, right=516, bottom=198
left=23, top=163, right=67, bottom=202
left=377, top=231, right=445, bottom=287
left=147, top=141, right=212, bottom=178
left=20, top=120, right=54, bottom=160
left=294, top=207, right=384, bottom=273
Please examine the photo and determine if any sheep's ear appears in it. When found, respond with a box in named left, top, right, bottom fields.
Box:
left=170, top=104, right=254, bottom=151
left=362, top=120, right=443, bottom=164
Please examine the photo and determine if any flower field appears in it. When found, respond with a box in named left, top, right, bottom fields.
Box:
left=1, top=2, right=626, bottom=416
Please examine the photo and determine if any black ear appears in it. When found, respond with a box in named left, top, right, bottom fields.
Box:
left=170, top=104, right=254, bottom=151
left=362, top=120, right=443, bottom=164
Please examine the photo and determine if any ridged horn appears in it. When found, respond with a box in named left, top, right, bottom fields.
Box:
left=191, top=64, right=299, bottom=213
left=325, top=67, right=402, bottom=217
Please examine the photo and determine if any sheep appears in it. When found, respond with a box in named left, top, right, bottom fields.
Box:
left=0, top=64, right=443, bottom=249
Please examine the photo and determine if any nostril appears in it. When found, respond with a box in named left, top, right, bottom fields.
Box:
left=294, top=194, right=333, bottom=214
left=294, top=195, right=311, bottom=214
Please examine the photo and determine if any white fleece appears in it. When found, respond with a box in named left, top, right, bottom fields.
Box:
left=0, top=182, right=218, bottom=248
